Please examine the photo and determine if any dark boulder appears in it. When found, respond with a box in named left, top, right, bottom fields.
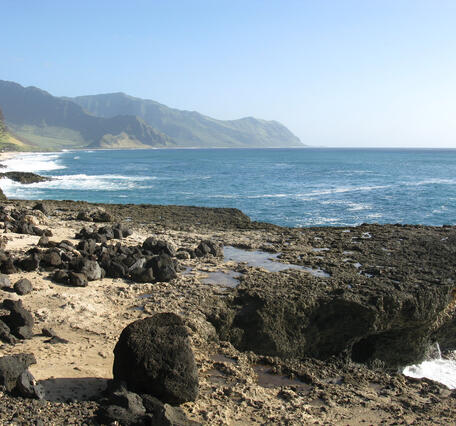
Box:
left=143, top=238, right=177, bottom=257
left=106, top=261, right=127, bottom=279
left=113, top=313, right=199, bottom=405
left=52, top=269, right=69, bottom=285
left=1, top=258, right=17, bottom=274
left=2, top=299, right=34, bottom=339
left=17, top=254, right=41, bottom=272
left=0, top=353, right=36, bottom=391
left=147, top=254, right=177, bottom=282
left=195, top=240, right=223, bottom=258
left=68, top=272, right=88, bottom=287
left=14, top=278, right=33, bottom=295
left=41, top=251, right=62, bottom=267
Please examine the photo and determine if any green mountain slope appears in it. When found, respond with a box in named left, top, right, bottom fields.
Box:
left=0, top=107, right=33, bottom=151
left=0, top=81, right=174, bottom=150
left=70, top=92, right=303, bottom=148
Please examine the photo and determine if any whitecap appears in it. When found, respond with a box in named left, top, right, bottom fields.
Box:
left=2, top=153, right=66, bottom=172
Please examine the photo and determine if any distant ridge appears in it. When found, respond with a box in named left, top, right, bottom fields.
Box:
left=70, top=92, right=303, bottom=148
left=0, top=80, right=303, bottom=150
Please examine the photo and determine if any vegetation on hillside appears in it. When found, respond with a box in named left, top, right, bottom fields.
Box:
left=0, top=81, right=174, bottom=151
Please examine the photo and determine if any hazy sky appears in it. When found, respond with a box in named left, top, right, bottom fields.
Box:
left=1, top=0, right=456, bottom=147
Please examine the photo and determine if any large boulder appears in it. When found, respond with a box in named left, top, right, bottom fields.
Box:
left=147, top=254, right=177, bottom=282
left=113, top=313, right=199, bottom=405
left=14, top=278, right=33, bottom=295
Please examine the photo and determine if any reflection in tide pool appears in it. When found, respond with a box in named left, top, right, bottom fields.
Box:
left=223, top=246, right=330, bottom=277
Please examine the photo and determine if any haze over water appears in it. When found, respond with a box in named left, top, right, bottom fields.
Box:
left=2, top=148, right=456, bottom=228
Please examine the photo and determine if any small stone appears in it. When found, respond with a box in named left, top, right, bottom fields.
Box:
left=13, top=278, right=32, bottom=296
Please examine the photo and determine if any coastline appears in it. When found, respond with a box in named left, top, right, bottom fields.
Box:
left=0, top=198, right=454, bottom=424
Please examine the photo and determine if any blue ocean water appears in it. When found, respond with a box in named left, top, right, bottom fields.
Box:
left=1, top=148, right=456, bottom=227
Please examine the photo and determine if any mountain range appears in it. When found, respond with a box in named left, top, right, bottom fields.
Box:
left=0, top=80, right=302, bottom=151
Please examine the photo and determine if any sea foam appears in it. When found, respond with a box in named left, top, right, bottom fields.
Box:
left=2, top=153, right=66, bottom=172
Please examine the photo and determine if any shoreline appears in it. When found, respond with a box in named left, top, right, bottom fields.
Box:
left=0, top=198, right=454, bottom=424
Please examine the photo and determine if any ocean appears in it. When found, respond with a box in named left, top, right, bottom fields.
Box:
left=1, top=148, right=455, bottom=228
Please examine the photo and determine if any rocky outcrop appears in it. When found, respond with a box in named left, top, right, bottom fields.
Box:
left=0, top=172, right=51, bottom=184
left=208, top=226, right=456, bottom=370
left=113, top=313, right=199, bottom=405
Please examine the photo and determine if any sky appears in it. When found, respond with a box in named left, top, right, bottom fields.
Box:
left=1, top=0, right=456, bottom=148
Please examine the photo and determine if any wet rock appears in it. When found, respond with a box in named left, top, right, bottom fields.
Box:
left=1, top=299, right=34, bottom=339
left=0, top=353, right=36, bottom=391
left=113, top=313, right=199, bottom=404
left=14, top=278, right=32, bottom=295
left=147, top=254, right=177, bottom=282
left=68, top=272, right=88, bottom=287
left=195, top=240, right=223, bottom=258
left=0, top=274, right=11, bottom=289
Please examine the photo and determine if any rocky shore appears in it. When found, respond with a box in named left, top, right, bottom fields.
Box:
left=0, top=196, right=455, bottom=425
